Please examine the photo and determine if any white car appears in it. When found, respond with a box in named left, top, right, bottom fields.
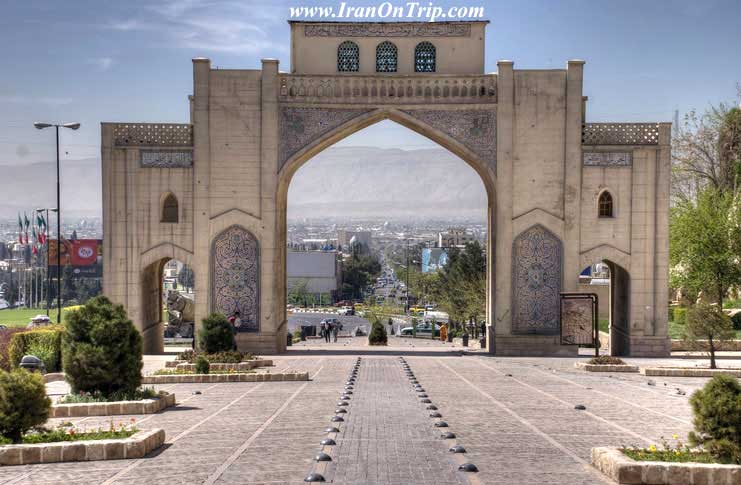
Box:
left=337, top=306, right=354, bottom=315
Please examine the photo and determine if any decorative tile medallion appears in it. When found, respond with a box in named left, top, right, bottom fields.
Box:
left=512, top=225, right=562, bottom=335
left=211, top=226, right=259, bottom=332
left=278, top=107, right=372, bottom=169
left=140, top=150, right=193, bottom=168
left=583, top=152, right=632, bottom=167
left=304, top=23, right=471, bottom=37
left=403, top=109, right=496, bottom=170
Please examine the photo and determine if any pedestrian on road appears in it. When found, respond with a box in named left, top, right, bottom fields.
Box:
left=324, top=321, right=332, bottom=343
left=332, top=322, right=339, bottom=342
left=228, top=311, right=242, bottom=350
left=440, top=323, right=448, bottom=343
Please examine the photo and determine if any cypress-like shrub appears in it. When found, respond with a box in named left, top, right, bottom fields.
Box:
left=0, top=369, right=51, bottom=443
left=198, top=313, right=234, bottom=353
left=9, top=327, right=64, bottom=372
left=688, top=375, right=741, bottom=464
left=368, top=320, right=387, bottom=346
left=195, top=356, right=210, bottom=374
left=62, top=296, right=143, bottom=396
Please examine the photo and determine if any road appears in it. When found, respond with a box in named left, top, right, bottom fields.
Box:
left=288, top=312, right=371, bottom=336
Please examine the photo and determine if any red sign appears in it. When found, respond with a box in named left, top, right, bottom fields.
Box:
left=48, top=239, right=102, bottom=277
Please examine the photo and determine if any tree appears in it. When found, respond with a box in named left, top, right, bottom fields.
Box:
left=340, top=252, right=381, bottom=300
left=178, top=264, right=195, bottom=290
left=198, top=313, right=234, bottom=353
left=683, top=304, right=735, bottom=369
left=672, top=90, right=741, bottom=203
left=0, top=369, right=51, bottom=443
left=62, top=296, right=143, bottom=396
left=688, top=375, right=741, bottom=464
left=288, top=278, right=312, bottom=306
left=670, top=188, right=741, bottom=308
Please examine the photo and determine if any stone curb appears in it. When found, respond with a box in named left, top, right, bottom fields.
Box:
left=0, top=428, right=165, bottom=466
left=591, top=447, right=740, bottom=484
left=164, top=359, right=272, bottom=369
left=575, top=362, right=639, bottom=373
left=51, top=392, right=176, bottom=418
left=141, top=372, right=309, bottom=384
left=642, top=368, right=741, bottom=377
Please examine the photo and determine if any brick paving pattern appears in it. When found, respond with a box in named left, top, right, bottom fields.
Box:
left=0, top=344, right=733, bottom=484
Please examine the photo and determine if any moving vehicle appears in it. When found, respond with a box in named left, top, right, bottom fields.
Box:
left=400, top=321, right=441, bottom=336
left=337, top=306, right=355, bottom=316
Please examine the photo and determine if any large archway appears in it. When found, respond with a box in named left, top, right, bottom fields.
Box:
left=277, top=109, right=497, bottom=348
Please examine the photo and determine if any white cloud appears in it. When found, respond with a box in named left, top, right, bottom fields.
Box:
left=105, top=0, right=286, bottom=55
left=89, top=57, right=114, bottom=71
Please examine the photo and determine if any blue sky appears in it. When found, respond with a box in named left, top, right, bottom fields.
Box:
left=1, top=0, right=740, bottom=165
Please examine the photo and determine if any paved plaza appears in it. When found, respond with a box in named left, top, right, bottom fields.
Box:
left=2, top=338, right=738, bottom=484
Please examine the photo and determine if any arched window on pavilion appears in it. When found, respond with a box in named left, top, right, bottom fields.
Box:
left=414, top=42, right=436, bottom=72
left=338, top=41, right=360, bottom=72
left=376, top=41, right=398, bottom=72
left=161, top=193, right=179, bottom=223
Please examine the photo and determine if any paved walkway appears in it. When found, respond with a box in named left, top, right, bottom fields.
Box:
left=2, top=343, right=735, bottom=484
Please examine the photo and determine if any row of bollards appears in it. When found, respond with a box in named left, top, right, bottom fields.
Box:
left=305, top=357, right=362, bottom=482
left=399, top=357, right=479, bottom=474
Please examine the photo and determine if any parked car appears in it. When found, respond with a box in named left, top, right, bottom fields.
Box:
left=400, top=322, right=441, bottom=336
left=337, top=306, right=355, bottom=316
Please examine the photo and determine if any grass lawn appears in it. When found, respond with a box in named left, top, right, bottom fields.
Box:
left=0, top=307, right=76, bottom=327
left=598, top=318, right=609, bottom=334
left=669, top=319, right=741, bottom=340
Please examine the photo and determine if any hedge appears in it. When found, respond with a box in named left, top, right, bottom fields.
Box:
left=0, top=328, right=27, bottom=371
left=8, top=326, right=64, bottom=372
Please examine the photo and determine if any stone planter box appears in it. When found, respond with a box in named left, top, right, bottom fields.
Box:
left=142, top=371, right=309, bottom=384
left=0, top=428, right=165, bottom=466
left=575, top=362, right=639, bottom=373
left=591, top=447, right=740, bottom=484
left=51, top=392, right=176, bottom=418
left=642, top=367, right=741, bottom=377
left=164, top=358, right=272, bottom=369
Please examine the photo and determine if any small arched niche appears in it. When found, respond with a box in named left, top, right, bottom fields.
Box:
left=161, top=192, right=179, bottom=223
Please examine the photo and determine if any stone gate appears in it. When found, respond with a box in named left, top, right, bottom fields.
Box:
left=101, top=20, right=671, bottom=356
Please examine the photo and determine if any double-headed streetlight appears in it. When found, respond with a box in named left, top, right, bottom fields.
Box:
left=33, top=122, right=80, bottom=323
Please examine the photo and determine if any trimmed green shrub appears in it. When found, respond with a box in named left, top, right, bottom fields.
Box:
left=62, top=296, right=143, bottom=396
left=9, top=327, right=64, bottom=372
left=688, top=375, right=741, bottom=464
left=195, top=356, right=210, bottom=374
left=368, top=320, right=387, bottom=346
left=0, top=369, right=51, bottom=443
left=587, top=356, right=626, bottom=365
left=198, top=313, right=234, bottom=353
left=0, top=328, right=27, bottom=371
left=177, top=349, right=197, bottom=362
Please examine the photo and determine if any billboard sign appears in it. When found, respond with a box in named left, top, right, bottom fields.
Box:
left=48, top=239, right=103, bottom=277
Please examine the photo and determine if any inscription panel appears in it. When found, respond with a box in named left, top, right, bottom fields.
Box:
left=304, top=23, right=471, bottom=37
left=583, top=152, right=632, bottom=167
left=140, top=150, right=193, bottom=168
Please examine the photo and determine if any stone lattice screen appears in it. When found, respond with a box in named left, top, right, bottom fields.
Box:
left=582, top=123, right=659, bottom=145
left=112, top=123, right=193, bottom=147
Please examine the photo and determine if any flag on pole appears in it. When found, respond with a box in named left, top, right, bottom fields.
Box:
left=17, top=213, right=23, bottom=243
left=23, top=213, right=30, bottom=244
left=31, top=227, right=38, bottom=255
left=38, top=213, right=47, bottom=244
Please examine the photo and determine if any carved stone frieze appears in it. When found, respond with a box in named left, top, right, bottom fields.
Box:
left=279, top=107, right=372, bottom=168
left=403, top=109, right=496, bottom=169
left=304, top=23, right=471, bottom=37
left=583, top=152, right=632, bottom=167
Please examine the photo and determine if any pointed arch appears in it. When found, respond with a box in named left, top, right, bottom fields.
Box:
left=598, top=190, right=614, bottom=218
left=161, top=192, right=179, bottom=223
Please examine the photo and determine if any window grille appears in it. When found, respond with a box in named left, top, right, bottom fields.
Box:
left=414, top=42, right=436, bottom=72
left=338, top=41, right=359, bottom=72
left=162, top=193, right=179, bottom=223
left=376, top=41, right=397, bottom=72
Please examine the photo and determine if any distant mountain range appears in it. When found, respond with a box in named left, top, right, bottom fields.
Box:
left=0, top=147, right=488, bottom=220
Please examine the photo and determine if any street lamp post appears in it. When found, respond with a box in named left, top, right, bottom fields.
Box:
left=34, top=122, right=80, bottom=323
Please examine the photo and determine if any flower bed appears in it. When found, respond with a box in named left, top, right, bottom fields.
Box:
left=50, top=392, right=176, bottom=418
left=0, top=428, right=164, bottom=466
left=591, top=447, right=740, bottom=484
left=575, top=362, right=639, bottom=373
left=142, top=371, right=309, bottom=384
left=642, top=367, right=741, bottom=377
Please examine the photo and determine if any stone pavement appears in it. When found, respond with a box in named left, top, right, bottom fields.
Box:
left=1, top=343, right=735, bottom=484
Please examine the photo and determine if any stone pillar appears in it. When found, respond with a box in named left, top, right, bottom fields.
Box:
left=563, top=60, right=585, bottom=292
left=191, top=57, right=211, bottom=341
left=494, top=60, right=515, bottom=347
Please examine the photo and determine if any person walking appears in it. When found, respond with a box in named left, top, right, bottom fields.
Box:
left=440, top=323, right=448, bottom=343
left=324, top=321, right=332, bottom=343
left=228, top=311, right=242, bottom=350
left=331, top=321, right=339, bottom=342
